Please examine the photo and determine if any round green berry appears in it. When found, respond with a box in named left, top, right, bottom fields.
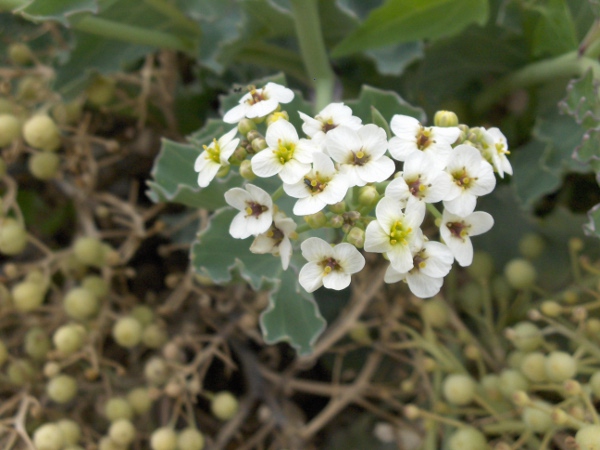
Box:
left=421, top=298, right=448, bottom=328
left=98, top=436, right=127, bottom=450
left=575, top=424, right=600, bottom=450
left=33, top=423, right=65, bottom=450
left=86, top=76, right=116, bottom=107
left=518, top=233, right=546, bottom=259
left=177, top=427, right=205, bottom=450
left=82, top=275, right=109, bottom=298
left=443, top=374, right=476, bottom=406
left=73, top=236, right=105, bottom=267
left=509, top=321, right=543, bottom=352
left=7, top=359, right=35, bottom=385
left=144, top=357, right=169, bottom=386
left=0, top=218, right=28, bottom=255
left=522, top=402, right=552, bottom=433
left=480, top=374, right=502, bottom=401
left=12, top=280, right=46, bottom=312
left=127, top=387, right=153, bottom=415
left=150, top=427, right=178, bottom=450
left=47, top=374, right=77, bottom=403
left=142, top=323, right=168, bottom=349
left=57, top=419, right=81, bottom=445
left=447, top=427, right=487, bottom=450
left=519, top=352, right=547, bottom=382
left=53, top=324, right=86, bottom=355
left=63, top=287, right=99, bottom=320
left=112, top=316, right=143, bottom=348
left=545, top=351, right=577, bottom=382
left=211, top=391, right=239, bottom=421
left=109, top=419, right=136, bottom=446
left=504, top=258, right=537, bottom=289
left=104, top=397, right=134, bottom=421
left=130, top=305, right=154, bottom=327
left=8, top=43, right=33, bottom=65
left=0, top=113, right=21, bottom=147
left=24, top=326, right=51, bottom=360
left=28, top=152, right=60, bottom=180
left=23, top=115, right=61, bottom=151
left=499, top=369, right=529, bottom=400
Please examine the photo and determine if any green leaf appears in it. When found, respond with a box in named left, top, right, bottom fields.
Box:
left=331, top=0, right=490, bottom=57
left=346, top=85, right=425, bottom=125
left=576, top=127, right=600, bottom=163
left=526, top=0, right=578, bottom=57
left=365, top=41, right=424, bottom=76
left=260, top=269, right=326, bottom=356
left=18, top=0, right=97, bottom=25
left=560, top=69, right=600, bottom=129
left=584, top=202, right=600, bottom=238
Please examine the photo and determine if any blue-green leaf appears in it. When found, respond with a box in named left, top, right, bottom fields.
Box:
left=18, top=0, right=97, bottom=25
left=346, top=85, right=425, bottom=125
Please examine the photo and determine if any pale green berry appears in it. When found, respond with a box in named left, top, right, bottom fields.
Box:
left=508, top=321, right=543, bottom=352
left=519, top=352, right=547, bottom=382
left=12, top=280, right=45, bottom=312
left=53, top=324, right=86, bottom=355
left=177, top=427, right=205, bottom=450
left=24, top=326, right=51, bottom=360
left=63, top=287, right=99, bottom=320
left=86, top=75, right=115, bottom=107
left=108, top=419, right=136, bottom=445
left=518, top=233, right=545, bottom=259
left=575, top=424, right=600, bottom=450
left=130, top=305, right=154, bottom=327
left=211, top=391, right=239, bottom=421
left=127, top=387, right=153, bottom=415
left=7, top=359, right=35, bottom=385
left=112, top=316, right=143, bottom=348
left=73, top=236, right=105, bottom=267
left=522, top=402, right=552, bottom=433
left=545, top=351, right=577, bottom=382
left=8, top=43, right=33, bottom=65
left=504, top=258, right=536, bottom=289
left=0, top=218, right=28, bottom=255
left=421, top=298, right=448, bottom=328
left=466, top=251, right=494, bottom=280
left=82, top=275, right=109, bottom=298
left=150, top=427, right=178, bottom=450
left=28, top=152, right=60, bottom=180
left=480, top=374, right=502, bottom=401
left=589, top=371, right=600, bottom=398
left=33, top=423, right=65, bottom=450
left=142, top=323, right=168, bottom=349
left=104, top=397, right=134, bottom=421
left=57, top=419, right=81, bottom=445
left=447, top=427, right=487, bottom=450
left=23, top=115, right=61, bottom=151
left=0, top=113, right=21, bottom=147
left=443, top=374, right=476, bottom=406
left=507, top=350, right=526, bottom=369
left=144, top=357, right=169, bottom=386
left=98, top=436, right=127, bottom=450
left=47, top=374, right=77, bottom=403
left=499, top=369, right=529, bottom=400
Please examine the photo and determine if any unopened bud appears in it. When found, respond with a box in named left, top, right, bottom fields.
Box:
left=239, top=160, right=256, bottom=180
left=540, top=301, right=562, bottom=317
left=348, top=322, right=372, bottom=345
left=329, top=215, right=343, bottom=228
left=329, top=201, right=346, bottom=214
left=246, top=130, right=262, bottom=143
left=266, top=111, right=289, bottom=126
left=357, top=185, right=379, bottom=208
left=512, top=390, right=530, bottom=406
left=216, top=165, right=230, bottom=178
left=237, top=118, right=256, bottom=137
left=433, top=110, right=459, bottom=127
left=304, top=211, right=327, bottom=229
left=347, top=227, right=365, bottom=249
left=403, top=404, right=420, bottom=420
left=251, top=138, right=267, bottom=153
left=229, top=146, right=247, bottom=165
left=563, top=380, right=582, bottom=396
left=551, top=408, right=568, bottom=425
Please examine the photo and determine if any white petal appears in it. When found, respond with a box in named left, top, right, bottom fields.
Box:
left=375, top=197, right=403, bottom=232
left=431, top=126, right=460, bottom=145
left=247, top=99, right=279, bottom=118
left=385, top=177, right=410, bottom=203
left=312, top=152, right=336, bottom=175
left=356, top=157, right=395, bottom=183
left=279, top=238, right=292, bottom=270
left=325, top=126, right=360, bottom=162
left=223, top=104, right=250, bottom=123
left=265, top=119, right=298, bottom=147
left=246, top=184, right=273, bottom=208
left=301, top=237, right=333, bottom=261
left=333, top=244, right=365, bottom=274
left=279, top=159, right=311, bottom=184
left=323, top=271, right=351, bottom=290
left=299, top=262, right=324, bottom=293
left=388, top=244, right=414, bottom=273
left=407, top=273, right=443, bottom=298
left=388, top=136, right=417, bottom=161
left=357, top=124, right=388, bottom=158
left=384, top=264, right=406, bottom=283
left=224, top=188, right=253, bottom=210
left=446, top=236, right=473, bottom=267
left=419, top=242, right=454, bottom=278
left=252, top=150, right=282, bottom=178
left=443, top=193, right=477, bottom=217
left=390, top=115, right=420, bottom=136
left=364, top=221, right=391, bottom=253
left=283, top=180, right=310, bottom=199
left=467, top=211, right=494, bottom=236
left=293, top=195, right=326, bottom=216
left=197, top=162, right=220, bottom=188
left=229, top=212, right=252, bottom=239
left=250, top=234, right=275, bottom=254
left=264, top=82, right=294, bottom=103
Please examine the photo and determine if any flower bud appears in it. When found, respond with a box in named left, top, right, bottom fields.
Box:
left=251, top=137, right=267, bottom=152
left=266, top=111, right=289, bottom=126
left=237, top=118, right=256, bottom=137
left=347, top=227, right=365, bottom=248
left=433, top=110, right=459, bottom=127
left=8, top=43, right=33, bottom=65
left=540, top=300, right=562, bottom=317
left=216, top=165, right=230, bottom=178
left=246, top=130, right=262, bottom=143
left=329, top=215, right=343, bottom=228
left=304, top=211, right=327, bottom=229
left=357, top=185, right=379, bottom=208
left=229, top=146, right=247, bottom=165
left=328, top=201, right=346, bottom=214
left=239, top=160, right=256, bottom=180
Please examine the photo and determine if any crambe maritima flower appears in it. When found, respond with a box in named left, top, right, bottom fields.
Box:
left=384, top=241, right=454, bottom=298
left=194, top=128, right=239, bottom=188
left=223, top=82, right=294, bottom=123
left=440, top=209, right=494, bottom=266
left=364, top=197, right=424, bottom=273
left=283, top=152, right=349, bottom=216
left=251, top=119, right=317, bottom=184
left=443, top=144, right=496, bottom=217
left=298, top=102, right=362, bottom=147
left=482, top=127, right=513, bottom=178
left=224, top=184, right=273, bottom=239
left=249, top=212, right=296, bottom=270
left=325, top=124, right=395, bottom=186
left=299, top=237, right=365, bottom=293
left=388, top=114, right=460, bottom=169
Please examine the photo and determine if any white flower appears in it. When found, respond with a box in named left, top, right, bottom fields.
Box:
left=249, top=213, right=296, bottom=270
left=364, top=197, right=424, bottom=273
left=440, top=209, right=494, bottom=266
left=194, top=128, right=239, bottom=188
left=482, top=127, right=512, bottom=178
left=443, top=144, right=496, bottom=217
left=224, top=184, right=273, bottom=239
left=298, top=102, right=362, bottom=147
left=325, top=124, right=395, bottom=186
left=388, top=115, right=460, bottom=169
left=251, top=119, right=317, bottom=184
left=223, top=82, right=294, bottom=123
left=298, top=237, right=365, bottom=293
left=385, top=151, right=454, bottom=214
left=384, top=241, right=454, bottom=298
left=283, top=152, right=350, bottom=216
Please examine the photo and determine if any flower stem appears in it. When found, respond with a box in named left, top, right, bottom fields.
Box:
left=426, top=203, right=442, bottom=221
left=289, top=0, right=335, bottom=113
left=474, top=50, right=600, bottom=113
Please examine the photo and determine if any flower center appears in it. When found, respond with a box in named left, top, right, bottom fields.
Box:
left=451, top=167, right=476, bottom=189
left=319, top=257, right=341, bottom=274
left=247, top=86, right=267, bottom=105
left=275, top=139, right=296, bottom=164
left=388, top=220, right=412, bottom=246
left=446, top=221, right=470, bottom=241
left=416, top=127, right=434, bottom=150
left=203, top=139, right=221, bottom=164
left=406, top=175, right=429, bottom=198
left=266, top=225, right=284, bottom=245
left=245, top=201, right=269, bottom=218
left=350, top=149, right=370, bottom=166
left=412, top=250, right=428, bottom=271
left=495, top=142, right=510, bottom=155
left=303, top=173, right=329, bottom=194
left=321, top=119, right=337, bottom=133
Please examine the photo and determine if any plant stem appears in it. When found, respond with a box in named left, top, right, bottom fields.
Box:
left=474, top=50, right=600, bottom=113
left=426, top=203, right=442, bottom=221
left=143, top=0, right=200, bottom=35
left=289, top=0, right=335, bottom=113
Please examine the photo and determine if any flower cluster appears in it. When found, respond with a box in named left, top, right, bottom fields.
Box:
left=194, top=83, right=512, bottom=298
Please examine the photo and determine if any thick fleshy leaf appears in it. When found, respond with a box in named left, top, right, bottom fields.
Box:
left=522, top=0, right=578, bottom=57
left=332, top=0, right=490, bottom=57
left=260, top=269, right=326, bottom=356
left=346, top=85, right=425, bottom=125
left=18, top=0, right=97, bottom=25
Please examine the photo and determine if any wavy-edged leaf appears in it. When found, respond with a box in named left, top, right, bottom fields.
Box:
left=260, top=268, right=326, bottom=356
left=584, top=202, right=600, bottom=238
left=332, top=0, right=490, bottom=57
left=17, top=0, right=97, bottom=25
left=346, top=85, right=425, bottom=125
left=524, top=0, right=578, bottom=57
left=560, top=69, right=600, bottom=129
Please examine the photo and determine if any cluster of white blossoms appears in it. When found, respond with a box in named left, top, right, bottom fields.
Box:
left=194, top=82, right=512, bottom=298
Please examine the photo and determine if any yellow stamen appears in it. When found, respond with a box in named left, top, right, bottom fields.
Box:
left=245, top=207, right=253, bottom=215
left=324, top=266, right=332, bottom=274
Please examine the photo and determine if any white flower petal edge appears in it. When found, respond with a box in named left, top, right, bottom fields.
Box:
left=299, top=102, right=362, bottom=147
left=440, top=210, right=494, bottom=266
left=223, top=82, right=294, bottom=123
left=299, top=237, right=365, bottom=293
left=194, top=128, right=239, bottom=188
left=249, top=213, right=296, bottom=270
left=224, top=184, right=273, bottom=239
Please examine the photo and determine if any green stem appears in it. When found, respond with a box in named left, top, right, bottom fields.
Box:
left=271, top=185, right=284, bottom=202
left=289, top=0, right=335, bottom=113
left=426, top=203, right=442, bottom=221
left=474, top=50, right=600, bottom=113
left=143, top=0, right=200, bottom=35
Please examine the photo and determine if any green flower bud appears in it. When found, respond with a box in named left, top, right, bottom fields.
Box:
left=216, top=164, right=229, bottom=178
left=246, top=130, right=262, bottom=143
left=346, top=227, right=365, bottom=248
left=357, top=185, right=379, bottom=209
left=328, top=201, right=346, bottom=214
left=304, top=211, right=327, bottom=229
left=329, top=215, right=344, bottom=228
left=8, top=43, right=33, bottom=66
left=251, top=137, right=267, bottom=153
left=228, top=146, right=247, bottom=165
left=237, top=118, right=256, bottom=137
left=86, top=75, right=115, bottom=107
left=239, top=160, right=256, bottom=180
left=433, top=110, right=459, bottom=127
